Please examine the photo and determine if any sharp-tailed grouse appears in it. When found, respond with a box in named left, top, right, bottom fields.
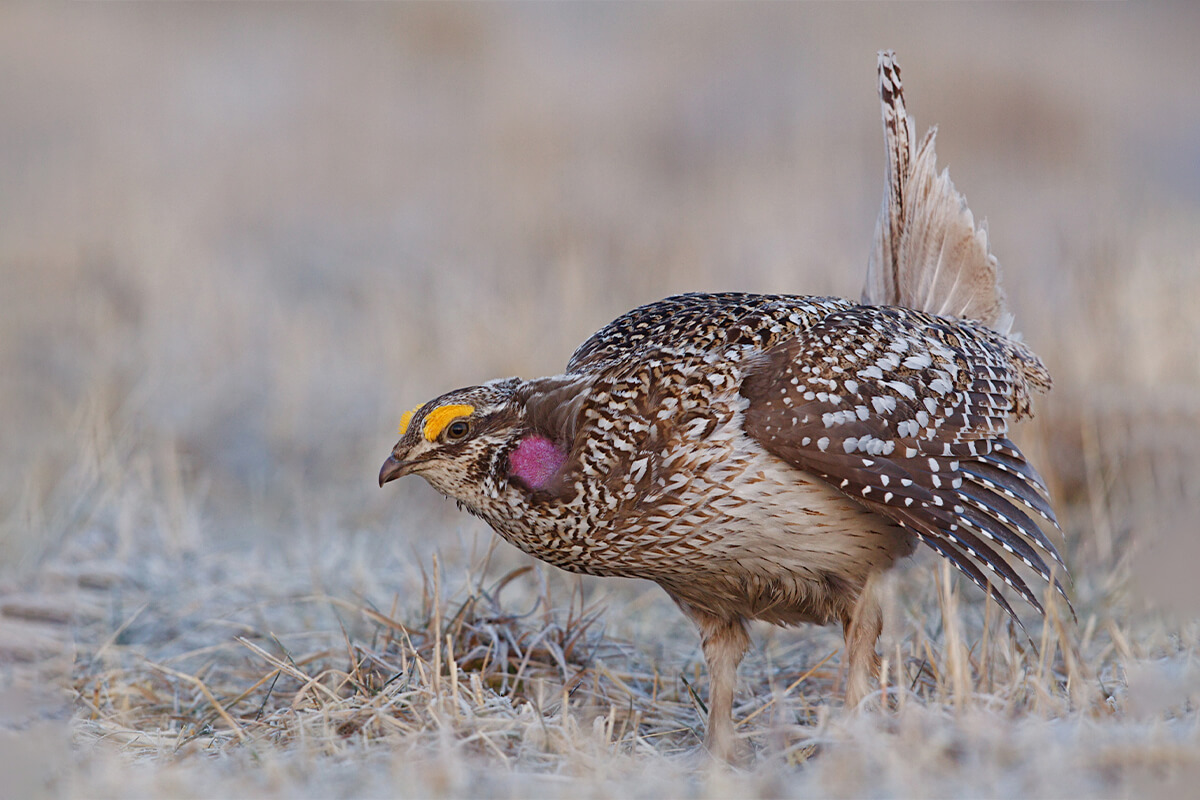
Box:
left=379, top=52, right=1068, bottom=761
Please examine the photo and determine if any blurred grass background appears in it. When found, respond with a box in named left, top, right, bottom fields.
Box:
left=1, top=4, right=1198, bottom=796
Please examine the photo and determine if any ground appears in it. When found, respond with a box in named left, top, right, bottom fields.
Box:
left=1, top=5, right=1198, bottom=798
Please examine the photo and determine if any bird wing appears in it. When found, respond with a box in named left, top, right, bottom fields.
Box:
left=740, top=303, right=1066, bottom=622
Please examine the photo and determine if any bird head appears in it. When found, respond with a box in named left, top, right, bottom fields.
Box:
left=378, top=377, right=527, bottom=509
left=379, top=372, right=588, bottom=529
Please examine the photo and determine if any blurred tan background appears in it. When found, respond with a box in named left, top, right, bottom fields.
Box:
left=2, top=3, right=1198, bottom=618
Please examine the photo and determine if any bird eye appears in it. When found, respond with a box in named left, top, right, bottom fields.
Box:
left=445, top=419, right=471, bottom=441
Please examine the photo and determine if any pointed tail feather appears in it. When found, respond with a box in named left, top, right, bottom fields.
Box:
left=863, top=51, right=1013, bottom=334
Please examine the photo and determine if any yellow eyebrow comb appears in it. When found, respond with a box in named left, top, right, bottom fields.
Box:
left=422, top=404, right=474, bottom=441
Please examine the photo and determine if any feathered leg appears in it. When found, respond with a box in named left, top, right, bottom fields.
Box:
left=842, top=571, right=885, bottom=709
left=693, top=613, right=750, bottom=763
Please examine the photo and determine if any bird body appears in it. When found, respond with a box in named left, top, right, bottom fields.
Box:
left=401, top=294, right=914, bottom=606
left=379, top=53, right=1068, bottom=761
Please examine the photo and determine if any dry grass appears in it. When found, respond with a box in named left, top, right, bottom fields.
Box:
left=2, top=5, right=1200, bottom=798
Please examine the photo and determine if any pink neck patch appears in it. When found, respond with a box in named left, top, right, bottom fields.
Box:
left=509, top=435, right=566, bottom=490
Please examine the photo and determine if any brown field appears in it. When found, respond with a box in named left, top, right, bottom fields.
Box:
left=2, top=5, right=1198, bottom=797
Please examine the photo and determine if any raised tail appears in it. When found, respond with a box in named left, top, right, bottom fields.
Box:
left=863, top=51, right=1014, bottom=335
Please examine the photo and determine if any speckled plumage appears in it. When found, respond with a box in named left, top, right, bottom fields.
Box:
left=379, top=52, right=1068, bottom=762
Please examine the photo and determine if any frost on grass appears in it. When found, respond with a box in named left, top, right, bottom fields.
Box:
left=21, top=512, right=1188, bottom=798
left=66, top=549, right=705, bottom=770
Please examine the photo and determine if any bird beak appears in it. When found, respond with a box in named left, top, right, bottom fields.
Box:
left=378, top=454, right=409, bottom=487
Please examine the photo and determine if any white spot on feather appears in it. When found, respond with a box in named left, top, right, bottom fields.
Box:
left=903, top=352, right=933, bottom=370
left=859, top=365, right=884, bottom=381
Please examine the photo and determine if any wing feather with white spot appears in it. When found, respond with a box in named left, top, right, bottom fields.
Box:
left=741, top=304, right=1069, bottom=620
